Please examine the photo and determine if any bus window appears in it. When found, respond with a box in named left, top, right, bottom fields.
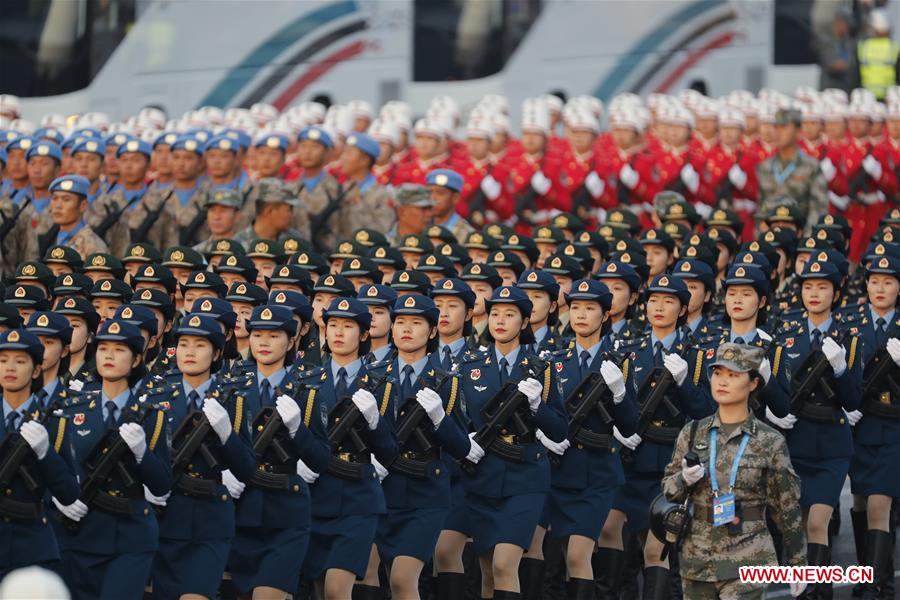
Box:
left=773, top=0, right=817, bottom=65
left=0, top=0, right=135, bottom=97
left=413, top=0, right=542, bottom=82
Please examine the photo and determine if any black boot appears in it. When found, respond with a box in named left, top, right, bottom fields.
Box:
left=852, top=510, right=869, bottom=598
left=862, top=530, right=894, bottom=600
left=805, top=543, right=832, bottom=600
left=593, top=548, right=624, bottom=600
left=518, top=557, right=545, bottom=600
left=621, top=530, right=642, bottom=600
left=351, top=583, right=382, bottom=599
left=641, top=567, right=670, bottom=600
left=436, top=572, right=467, bottom=600
left=567, top=577, right=595, bottom=600
left=494, top=591, right=522, bottom=600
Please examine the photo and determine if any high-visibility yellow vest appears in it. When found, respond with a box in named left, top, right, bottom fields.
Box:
left=858, top=37, right=900, bottom=100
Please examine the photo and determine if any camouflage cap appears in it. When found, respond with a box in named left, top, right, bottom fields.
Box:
left=394, top=184, right=434, bottom=207
left=709, top=343, right=764, bottom=373
left=208, top=189, right=242, bottom=209
left=258, top=184, right=300, bottom=206
left=774, top=108, right=802, bottom=127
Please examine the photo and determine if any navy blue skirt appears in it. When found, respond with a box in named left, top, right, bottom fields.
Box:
left=441, top=479, right=472, bottom=536
left=229, top=525, right=309, bottom=593
left=612, top=473, right=662, bottom=533
left=467, top=492, right=545, bottom=555
left=850, top=441, right=900, bottom=498
left=152, top=537, right=229, bottom=599
left=376, top=506, right=448, bottom=562
left=302, top=514, right=378, bottom=579
left=547, top=485, right=615, bottom=540
left=61, top=549, right=154, bottom=600
left=793, top=456, right=850, bottom=508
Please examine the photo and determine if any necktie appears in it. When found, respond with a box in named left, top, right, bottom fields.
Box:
left=499, top=357, right=510, bottom=384
left=35, top=389, right=48, bottom=408
left=5, top=411, right=20, bottom=433
left=875, top=318, right=887, bottom=349
left=365, top=352, right=376, bottom=365
left=653, top=341, right=664, bottom=367
left=811, top=330, right=822, bottom=352
left=580, top=350, right=592, bottom=378
left=400, top=365, right=415, bottom=401
left=105, top=401, right=118, bottom=429
left=734, top=337, right=745, bottom=345
left=442, top=346, right=453, bottom=371
left=335, top=367, right=348, bottom=400
left=260, top=379, right=272, bottom=407
left=188, top=390, right=201, bottom=412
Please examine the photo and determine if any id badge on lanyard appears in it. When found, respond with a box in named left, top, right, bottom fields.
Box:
left=709, top=427, right=750, bottom=527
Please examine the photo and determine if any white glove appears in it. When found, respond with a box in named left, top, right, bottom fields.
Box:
left=619, top=163, right=639, bottom=189
left=466, top=432, right=485, bottom=463
left=822, top=337, right=847, bottom=377
left=863, top=154, right=883, bottom=180
left=862, top=190, right=886, bottom=205
left=416, top=388, right=445, bottom=427
left=371, top=455, right=388, bottom=482
left=352, top=389, right=380, bottom=430
left=613, top=426, right=641, bottom=450
left=584, top=171, right=605, bottom=198
left=765, top=406, right=798, bottom=429
left=203, top=398, right=232, bottom=445
left=143, top=485, right=170, bottom=507
left=820, top=157, right=836, bottom=182
left=681, top=457, right=705, bottom=486
left=600, top=360, right=626, bottom=403
left=680, top=164, right=700, bottom=194
left=790, top=582, right=808, bottom=597
left=536, top=429, right=570, bottom=456
left=480, top=174, right=502, bottom=200
left=296, top=458, right=320, bottom=484
left=844, top=409, right=863, bottom=426
left=52, top=497, right=88, bottom=522
left=663, top=353, right=688, bottom=387
left=119, top=422, right=147, bottom=464
left=275, top=394, right=302, bottom=438
left=222, top=469, right=245, bottom=499
left=758, top=357, right=772, bottom=385
left=517, top=378, right=543, bottom=413
left=530, top=171, right=552, bottom=195
left=828, top=191, right=850, bottom=211
left=727, top=164, right=747, bottom=189
left=693, top=202, right=713, bottom=220
left=68, top=379, right=84, bottom=392
left=887, top=338, right=900, bottom=367
left=19, top=421, right=49, bottom=460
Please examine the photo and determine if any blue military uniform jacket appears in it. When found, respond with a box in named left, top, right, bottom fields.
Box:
left=457, top=345, right=568, bottom=498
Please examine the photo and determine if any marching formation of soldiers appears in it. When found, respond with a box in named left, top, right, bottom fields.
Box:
left=0, top=84, right=898, bottom=600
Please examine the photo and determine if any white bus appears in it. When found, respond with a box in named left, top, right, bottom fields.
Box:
left=0, top=0, right=876, bottom=123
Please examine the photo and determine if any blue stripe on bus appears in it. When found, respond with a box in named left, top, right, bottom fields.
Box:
left=592, top=0, right=724, bottom=102
left=198, top=0, right=358, bottom=108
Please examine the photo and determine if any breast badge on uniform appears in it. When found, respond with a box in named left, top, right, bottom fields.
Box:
left=73, top=413, right=85, bottom=426
left=471, top=369, right=481, bottom=381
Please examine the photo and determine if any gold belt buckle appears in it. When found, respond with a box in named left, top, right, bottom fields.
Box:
left=338, top=452, right=352, bottom=462
left=651, top=420, right=665, bottom=427
left=500, top=434, right=515, bottom=444
left=108, top=489, right=121, bottom=497
left=880, top=392, right=891, bottom=405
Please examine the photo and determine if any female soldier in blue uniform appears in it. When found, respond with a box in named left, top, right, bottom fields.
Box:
left=52, top=319, right=172, bottom=600
left=370, top=294, right=480, bottom=600
left=457, top=285, right=568, bottom=600
left=53, top=296, right=99, bottom=388
left=538, top=279, right=638, bottom=599
left=517, top=269, right=565, bottom=354
left=770, top=259, right=863, bottom=599
left=594, top=261, right=643, bottom=348
left=601, top=274, right=714, bottom=600
left=149, top=314, right=257, bottom=600
left=845, top=255, right=900, bottom=597
left=0, top=329, right=79, bottom=578
left=296, top=297, right=398, bottom=600
left=24, top=312, right=74, bottom=408
left=357, top=283, right=397, bottom=366
left=225, top=304, right=330, bottom=599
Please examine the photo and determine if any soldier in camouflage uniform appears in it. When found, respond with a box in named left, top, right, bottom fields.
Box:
left=757, top=109, right=828, bottom=233
left=48, top=175, right=108, bottom=259
left=0, top=191, right=38, bottom=279
left=661, top=343, right=807, bottom=599
left=193, top=189, right=245, bottom=255
left=233, top=185, right=306, bottom=249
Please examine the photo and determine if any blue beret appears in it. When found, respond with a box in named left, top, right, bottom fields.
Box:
left=60, top=135, right=80, bottom=151
left=113, top=304, right=157, bottom=335
left=50, top=175, right=90, bottom=197
left=254, top=134, right=289, bottom=152
left=34, top=127, right=64, bottom=144
left=593, top=260, right=642, bottom=293
left=185, top=128, right=211, bottom=144
left=6, top=136, right=34, bottom=153
left=153, top=131, right=179, bottom=148
left=429, top=278, right=476, bottom=308
left=0, top=329, right=44, bottom=364
left=645, top=274, right=690, bottom=305
left=116, top=139, right=152, bottom=158
left=247, top=304, right=297, bottom=335
left=175, top=313, right=226, bottom=349
left=517, top=270, right=560, bottom=299
left=345, top=133, right=379, bottom=160
left=392, top=293, right=439, bottom=324
left=672, top=259, right=716, bottom=291
left=724, top=264, right=769, bottom=295
left=298, top=126, right=334, bottom=149
left=72, top=127, right=102, bottom=139
left=26, top=311, right=73, bottom=345
left=323, top=297, right=373, bottom=328
left=565, top=279, right=612, bottom=310
left=192, top=297, right=237, bottom=330
left=427, top=169, right=464, bottom=192
left=72, top=138, right=104, bottom=157
left=484, top=286, right=533, bottom=317
left=2, top=130, right=22, bottom=145
left=799, top=259, right=842, bottom=287
left=171, top=135, right=204, bottom=155
left=95, top=320, right=144, bottom=355
left=0, top=146, right=6, bottom=165
left=357, top=284, right=398, bottom=307
left=25, top=141, right=62, bottom=162
left=104, top=132, right=134, bottom=148
left=221, top=128, right=252, bottom=150
left=204, top=134, right=240, bottom=154
left=268, top=290, right=313, bottom=323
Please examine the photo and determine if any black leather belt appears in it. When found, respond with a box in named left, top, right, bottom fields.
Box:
left=572, top=429, right=614, bottom=452
left=797, top=402, right=842, bottom=423
left=643, top=424, right=681, bottom=444
left=862, top=398, right=900, bottom=420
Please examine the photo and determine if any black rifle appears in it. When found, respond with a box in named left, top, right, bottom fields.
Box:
left=169, top=388, right=236, bottom=498
left=388, top=366, right=458, bottom=478
left=248, top=383, right=303, bottom=491
left=178, top=190, right=210, bottom=247
left=620, top=354, right=686, bottom=464
left=309, top=181, right=355, bottom=254
left=325, top=365, right=392, bottom=480
left=788, top=332, right=848, bottom=419
left=95, top=195, right=141, bottom=239
left=458, top=358, right=547, bottom=473
left=550, top=367, right=616, bottom=467
left=131, top=189, right=174, bottom=244
left=847, top=151, right=872, bottom=204
left=0, top=401, right=60, bottom=521
left=62, top=403, right=158, bottom=531
left=0, top=197, right=31, bottom=243
left=860, top=348, right=900, bottom=418
left=37, top=224, right=60, bottom=259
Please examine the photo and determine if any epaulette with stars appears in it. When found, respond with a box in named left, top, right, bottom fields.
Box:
left=295, top=364, right=327, bottom=381
left=460, top=348, right=488, bottom=364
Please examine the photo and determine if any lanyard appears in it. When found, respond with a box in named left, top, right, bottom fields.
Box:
left=772, top=158, right=797, bottom=186
left=709, top=427, right=751, bottom=496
